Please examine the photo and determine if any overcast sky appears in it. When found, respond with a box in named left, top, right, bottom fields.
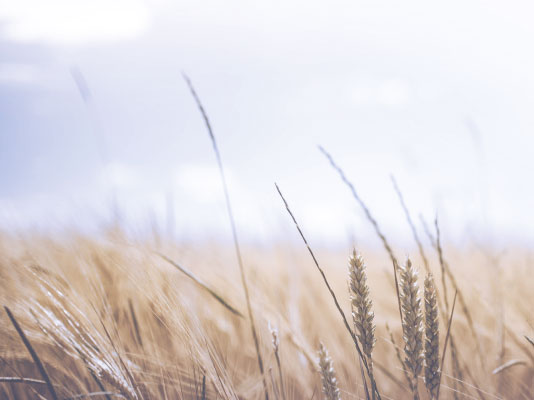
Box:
left=1, top=0, right=533, bottom=248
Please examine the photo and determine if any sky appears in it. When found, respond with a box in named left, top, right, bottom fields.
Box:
left=1, top=0, right=534, bottom=248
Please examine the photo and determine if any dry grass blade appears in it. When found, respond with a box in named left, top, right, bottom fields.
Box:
left=358, top=356, right=371, bottom=400
left=385, top=323, right=411, bottom=388
left=269, top=368, right=279, bottom=400
left=63, top=392, right=127, bottom=399
left=497, top=329, right=534, bottom=367
left=274, top=184, right=358, bottom=349
left=433, top=217, right=485, bottom=399
left=93, top=308, right=140, bottom=399
left=437, top=291, right=458, bottom=400
left=182, top=73, right=268, bottom=400
left=372, top=361, right=408, bottom=392
left=390, top=176, right=430, bottom=274
left=0, top=377, right=48, bottom=385
left=434, top=217, right=449, bottom=313
left=4, top=305, right=59, bottom=400
left=492, top=360, right=526, bottom=375
left=422, top=215, right=485, bottom=372
left=157, top=252, right=244, bottom=318
left=127, top=299, right=143, bottom=347
left=318, top=146, right=397, bottom=266
left=318, top=146, right=403, bottom=328
left=275, top=183, right=379, bottom=400
left=433, top=215, right=463, bottom=399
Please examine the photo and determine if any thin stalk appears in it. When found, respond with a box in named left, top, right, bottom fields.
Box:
left=437, top=291, right=457, bottom=400
left=157, top=252, right=244, bottom=318
left=0, top=377, right=48, bottom=385
left=63, top=392, right=126, bottom=399
left=390, top=175, right=430, bottom=275
left=275, top=184, right=380, bottom=400
left=421, top=215, right=485, bottom=371
left=385, top=323, right=411, bottom=388
left=434, top=217, right=449, bottom=313
left=183, top=73, right=268, bottom=400
left=4, top=306, right=59, bottom=400
left=270, top=326, right=287, bottom=400
left=319, top=146, right=403, bottom=329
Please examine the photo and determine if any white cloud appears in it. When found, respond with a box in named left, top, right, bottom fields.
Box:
left=0, top=0, right=150, bottom=45
left=174, top=165, right=225, bottom=204
left=102, top=163, right=139, bottom=188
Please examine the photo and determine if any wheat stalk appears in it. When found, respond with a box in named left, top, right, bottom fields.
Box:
left=424, top=274, right=439, bottom=400
left=421, top=215, right=484, bottom=371
left=183, top=73, right=268, bottom=400
left=318, top=342, right=341, bottom=400
left=390, top=176, right=430, bottom=275
left=275, top=183, right=379, bottom=400
left=319, top=146, right=403, bottom=323
left=399, top=258, right=424, bottom=400
left=436, top=291, right=457, bottom=400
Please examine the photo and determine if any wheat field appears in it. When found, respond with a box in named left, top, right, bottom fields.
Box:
left=1, top=221, right=533, bottom=399
left=2, top=78, right=534, bottom=400
left=3, top=0, right=534, bottom=398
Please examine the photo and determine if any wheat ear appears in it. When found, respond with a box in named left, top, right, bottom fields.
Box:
left=348, top=250, right=376, bottom=390
left=349, top=251, right=376, bottom=360
left=318, top=342, right=341, bottom=400
left=269, top=323, right=287, bottom=400
left=399, top=258, right=424, bottom=400
left=424, top=274, right=440, bottom=399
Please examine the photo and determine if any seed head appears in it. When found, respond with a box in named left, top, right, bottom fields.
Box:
left=348, top=250, right=376, bottom=362
left=318, top=342, right=341, bottom=400
left=400, top=258, right=424, bottom=396
left=424, top=273, right=440, bottom=399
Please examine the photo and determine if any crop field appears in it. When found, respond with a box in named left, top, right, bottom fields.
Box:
left=1, top=192, right=533, bottom=400
left=1, top=60, right=534, bottom=399
left=3, top=0, right=534, bottom=399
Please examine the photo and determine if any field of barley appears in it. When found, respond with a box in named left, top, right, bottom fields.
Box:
left=1, top=197, right=533, bottom=400
left=4, top=1, right=534, bottom=399
left=2, top=72, right=534, bottom=400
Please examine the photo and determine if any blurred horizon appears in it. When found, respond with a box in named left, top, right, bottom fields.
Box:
left=1, top=0, right=534, bottom=248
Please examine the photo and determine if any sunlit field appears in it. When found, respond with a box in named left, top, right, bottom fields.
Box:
left=3, top=2, right=534, bottom=399
left=1, top=209, right=533, bottom=399
left=2, top=73, right=534, bottom=400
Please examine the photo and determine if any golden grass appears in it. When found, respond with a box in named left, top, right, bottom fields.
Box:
left=1, top=230, right=533, bottom=399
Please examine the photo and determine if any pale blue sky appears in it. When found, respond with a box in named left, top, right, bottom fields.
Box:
left=1, top=0, right=533, bottom=247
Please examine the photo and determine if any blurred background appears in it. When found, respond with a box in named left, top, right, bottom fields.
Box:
left=1, top=0, right=533, bottom=248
